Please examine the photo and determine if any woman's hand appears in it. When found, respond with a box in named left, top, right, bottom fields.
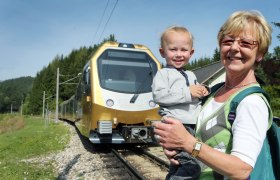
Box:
left=153, top=116, right=196, bottom=153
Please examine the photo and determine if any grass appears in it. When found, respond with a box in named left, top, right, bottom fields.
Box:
left=0, top=114, right=70, bottom=179
left=0, top=114, right=25, bottom=134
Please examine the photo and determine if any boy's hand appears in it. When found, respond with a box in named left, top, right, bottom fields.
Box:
left=201, top=85, right=210, bottom=96
left=189, top=85, right=209, bottom=98
left=163, top=148, right=180, bottom=165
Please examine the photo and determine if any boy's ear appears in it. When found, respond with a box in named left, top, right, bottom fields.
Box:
left=190, top=48, right=195, bottom=56
left=159, top=48, right=165, bottom=58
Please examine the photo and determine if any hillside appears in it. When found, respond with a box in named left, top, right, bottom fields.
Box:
left=0, top=76, right=34, bottom=113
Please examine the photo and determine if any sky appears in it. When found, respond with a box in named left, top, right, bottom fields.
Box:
left=0, top=0, right=279, bottom=81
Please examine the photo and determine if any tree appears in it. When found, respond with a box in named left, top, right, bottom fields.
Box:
left=273, top=22, right=280, bottom=41
left=102, top=34, right=117, bottom=43
left=212, top=48, right=220, bottom=62
left=25, top=34, right=117, bottom=115
left=0, top=77, right=33, bottom=113
left=273, top=46, right=280, bottom=60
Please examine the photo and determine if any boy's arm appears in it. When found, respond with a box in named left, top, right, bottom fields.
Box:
left=152, top=70, right=193, bottom=106
left=188, top=71, right=210, bottom=98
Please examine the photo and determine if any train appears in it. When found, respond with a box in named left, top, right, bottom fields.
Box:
left=59, top=41, right=162, bottom=144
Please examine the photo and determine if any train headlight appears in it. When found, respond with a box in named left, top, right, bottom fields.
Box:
left=106, top=99, right=114, bottom=107
left=149, top=100, right=156, bottom=107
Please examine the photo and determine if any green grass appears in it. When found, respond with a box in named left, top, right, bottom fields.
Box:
left=0, top=115, right=70, bottom=179
left=0, top=114, right=25, bottom=134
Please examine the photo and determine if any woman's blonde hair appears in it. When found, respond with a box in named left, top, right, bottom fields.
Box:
left=217, top=10, right=272, bottom=55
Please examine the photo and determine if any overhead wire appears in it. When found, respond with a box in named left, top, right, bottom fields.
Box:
left=92, top=0, right=110, bottom=44
left=97, top=0, right=119, bottom=43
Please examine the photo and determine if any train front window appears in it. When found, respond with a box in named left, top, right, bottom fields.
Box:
left=98, top=49, right=158, bottom=93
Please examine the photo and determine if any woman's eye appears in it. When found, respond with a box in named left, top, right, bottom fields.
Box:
left=240, top=40, right=252, bottom=45
left=222, top=40, right=234, bottom=45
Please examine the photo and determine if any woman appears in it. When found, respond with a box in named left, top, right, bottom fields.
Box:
left=153, top=10, right=273, bottom=179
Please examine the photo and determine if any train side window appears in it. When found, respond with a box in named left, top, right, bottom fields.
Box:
left=83, top=66, right=91, bottom=95
left=83, top=66, right=90, bottom=85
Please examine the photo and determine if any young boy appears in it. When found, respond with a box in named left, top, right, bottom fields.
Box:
left=152, top=26, right=208, bottom=179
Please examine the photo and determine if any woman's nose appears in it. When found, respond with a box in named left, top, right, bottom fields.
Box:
left=230, top=40, right=240, bottom=51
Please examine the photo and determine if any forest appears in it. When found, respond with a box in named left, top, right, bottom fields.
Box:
left=0, top=23, right=280, bottom=117
left=0, top=76, right=33, bottom=113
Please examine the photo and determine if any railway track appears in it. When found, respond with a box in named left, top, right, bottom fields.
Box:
left=109, top=145, right=169, bottom=180
left=95, top=145, right=169, bottom=180
left=56, top=120, right=169, bottom=179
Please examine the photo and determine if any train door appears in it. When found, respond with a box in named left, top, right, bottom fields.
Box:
left=81, top=65, right=92, bottom=137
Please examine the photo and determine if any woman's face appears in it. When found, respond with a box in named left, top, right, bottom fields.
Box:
left=220, top=27, right=262, bottom=76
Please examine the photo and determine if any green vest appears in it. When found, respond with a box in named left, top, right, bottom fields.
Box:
left=195, top=84, right=273, bottom=180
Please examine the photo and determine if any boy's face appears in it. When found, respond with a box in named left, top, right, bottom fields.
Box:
left=160, top=31, right=194, bottom=69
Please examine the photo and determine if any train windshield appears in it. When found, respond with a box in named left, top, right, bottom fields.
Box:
left=98, top=49, right=158, bottom=93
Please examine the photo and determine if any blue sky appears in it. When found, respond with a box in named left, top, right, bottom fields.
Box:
left=0, top=0, right=279, bottom=81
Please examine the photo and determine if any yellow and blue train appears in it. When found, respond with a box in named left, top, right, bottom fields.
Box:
left=59, top=42, right=161, bottom=144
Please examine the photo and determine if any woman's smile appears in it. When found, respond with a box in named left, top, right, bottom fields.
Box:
left=227, top=56, right=244, bottom=61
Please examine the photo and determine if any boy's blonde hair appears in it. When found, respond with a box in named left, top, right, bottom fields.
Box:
left=218, top=10, right=272, bottom=55
left=160, top=26, right=194, bottom=48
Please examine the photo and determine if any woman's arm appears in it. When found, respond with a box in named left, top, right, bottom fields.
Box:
left=196, top=138, right=252, bottom=179
left=153, top=117, right=252, bottom=179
